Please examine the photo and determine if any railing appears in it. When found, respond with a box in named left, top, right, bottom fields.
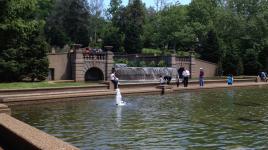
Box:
left=114, top=54, right=172, bottom=66
left=176, top=56, right=191, bottom=62
left=83, top=52, right=107, bottom=61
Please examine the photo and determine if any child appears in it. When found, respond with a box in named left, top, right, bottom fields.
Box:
left=227, top=74, right=233, bottom=85
left=159, top=75, right=165, bottom=85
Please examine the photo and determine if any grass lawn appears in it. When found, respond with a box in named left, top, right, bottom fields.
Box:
left=0, top=81, right=100, bottom=90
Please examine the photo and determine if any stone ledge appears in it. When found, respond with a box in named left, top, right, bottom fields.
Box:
left=0, top=114, right=79, bottom=150
left=156, top=85, right=173, bottom=89
left=0, top=104, right=10, bottom=115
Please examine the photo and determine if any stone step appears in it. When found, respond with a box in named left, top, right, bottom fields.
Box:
left=0, top=89, right=108, bottom=99
left=1, top=90, right=114, bottom=103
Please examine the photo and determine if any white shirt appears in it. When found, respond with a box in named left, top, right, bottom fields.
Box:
left=160, top=77, right=164, bottom=84
left=110, top=73, right=116, bottom=80
left=182, top=70, right=190, bottom=77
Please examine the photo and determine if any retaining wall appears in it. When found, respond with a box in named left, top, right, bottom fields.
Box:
left=0, top=113, right=79, bottom=150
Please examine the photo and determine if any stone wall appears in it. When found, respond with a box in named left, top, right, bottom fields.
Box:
left=48, top=53, right=71, bottom=80
left=0, top=113, right=78, bottom=150
left=172, top=56, right=217, bottom=78
left=193, top=59, right=217, bottom=78
left=48, top=51, right=217, bottom=81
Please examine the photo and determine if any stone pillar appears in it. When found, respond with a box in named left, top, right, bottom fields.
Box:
left=0, top=104, right=11, bottom=115
left=171, top=54, right=177, bottom=69
left=190, top=54, right=196, bottom=78
left=72, top=44, right=85, bottom=82
left=106, top=51, right=114, bottom=81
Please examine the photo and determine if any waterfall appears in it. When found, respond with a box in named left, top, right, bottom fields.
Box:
left=115, top=67, right=177, bottom=80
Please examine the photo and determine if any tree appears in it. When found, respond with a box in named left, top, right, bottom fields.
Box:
left=88, top=0, right=104, bottom=47
left=36, top=0, right=55, bottom=19
left=243, top=49, right=262, bottom=75
left=103, top=0, right=124, bottom=52
left=200, top=30, right=221, bottom=63
left=123, top=0, right=145, bottom=53
left=45, top=0, right=91, bottom=47
left=0, top=0, right=48, bottom=82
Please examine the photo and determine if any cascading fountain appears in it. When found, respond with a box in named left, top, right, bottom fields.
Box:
left=116, top=89, right=126, bottom=106
left=115, top=66, right=177, bottom=80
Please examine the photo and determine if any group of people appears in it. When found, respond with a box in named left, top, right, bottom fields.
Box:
left=160, top=67, right=204, bottom=87
left=110, top=67, right=238, bottom=90
left=258, top=71, right=268, bottom=82
left=83, top=47, right=103, bottom=56
left=176, top=67, right=191, bottom=87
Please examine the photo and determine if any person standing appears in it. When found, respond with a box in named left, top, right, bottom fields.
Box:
left=177, top=67, right=184, bottom=87
left=227, top=74, right=233, bottom=85
left=110, top=68, right=119, bottom=90
left=199, top=68, right=204, bottom=87
left=159, top=75, right=165, bottom=85
left=182, top=68, right=190, bottom=87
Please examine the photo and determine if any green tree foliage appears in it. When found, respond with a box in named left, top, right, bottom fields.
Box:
left=1, top=0, right=268, bottom=79
left=0, top=0, right=48, bottom=82
left=45, top=0, right=91, bottom=47
left=200, top=30, right=220, bottom=63
left=103, top=0, right=125, bottom=52
left=36, top=0, right=55, bottom=19
left=123, top=0, right=145, bottom=54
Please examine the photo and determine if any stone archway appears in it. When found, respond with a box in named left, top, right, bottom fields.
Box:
left=85, top=67, right=104, bottom=81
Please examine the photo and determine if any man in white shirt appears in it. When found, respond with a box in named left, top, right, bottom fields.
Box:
left=110, top=68, right=118, bottom=89
left=182, top=68, right=190, bottom=87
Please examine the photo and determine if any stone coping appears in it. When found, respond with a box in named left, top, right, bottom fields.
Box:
left=0, top=84, right=108, bottom=92
left=0, top=104, right=8, bottom=109
left=0, top=104, right=10, bottom=115
left=0, top=79, right=259, bottom=105
left=0, top=113, right=79, bottom=150
left=2, top=81, right=267, bottom=106
left=0, top=79, right=254, bottom=94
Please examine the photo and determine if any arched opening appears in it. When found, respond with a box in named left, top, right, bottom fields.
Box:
left=85, top=67, right=104, bottom=81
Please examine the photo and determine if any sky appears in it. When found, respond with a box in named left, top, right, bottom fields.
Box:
left=103, top=0, right=192, bottom=9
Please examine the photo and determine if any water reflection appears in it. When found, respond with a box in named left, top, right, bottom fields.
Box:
left=116, top=106, right=122, bottom=127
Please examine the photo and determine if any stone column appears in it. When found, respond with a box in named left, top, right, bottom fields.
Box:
left=72, top=44, right=85, bottom=82
left=190, top=54, right=196, bottom=78
left=0, top=104, right=11, bottom=115
left=105, top=51, right=114, bottom=90
left=171, top=54, right=177, bottom=69
left=106, top=51, right=114, bottom=81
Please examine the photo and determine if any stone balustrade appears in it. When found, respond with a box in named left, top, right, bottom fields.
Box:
left=83, top=53, right=107, bottom=61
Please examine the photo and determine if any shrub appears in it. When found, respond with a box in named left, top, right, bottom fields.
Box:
left=158, top=60, right=166, bottom=67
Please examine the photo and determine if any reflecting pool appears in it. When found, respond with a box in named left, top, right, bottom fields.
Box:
left=12, top=86, right=268, bottom=149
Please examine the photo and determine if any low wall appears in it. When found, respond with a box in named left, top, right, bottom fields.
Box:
left=48, top=53, right=71, bottom=80
left=0, top=104, right=10, bottom=115
left=0, top=113, right=78, bottom=150
left=0, top=78, right=256, bottom=106
left=192, top=59, right=217, bottom=78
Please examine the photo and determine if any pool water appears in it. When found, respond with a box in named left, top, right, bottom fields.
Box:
left=12, top=86, right=268, bottom=149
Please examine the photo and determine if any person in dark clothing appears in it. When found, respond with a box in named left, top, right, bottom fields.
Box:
left=177, top=67, right=184, bottom=87
left=164, top=75, right=172, bottom=85
left=178, top=67, right=184, bottom=79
